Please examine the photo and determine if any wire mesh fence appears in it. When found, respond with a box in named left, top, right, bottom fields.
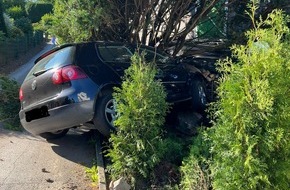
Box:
left=0, top=31, right=44, bottom=67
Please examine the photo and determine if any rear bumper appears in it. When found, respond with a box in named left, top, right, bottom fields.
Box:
left=19, top=100, right=94, bottom=135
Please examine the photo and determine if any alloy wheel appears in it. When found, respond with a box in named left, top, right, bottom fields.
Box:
left=104, top=99, right=117, bottom=127
left=198, top=85, right=207, bottom=106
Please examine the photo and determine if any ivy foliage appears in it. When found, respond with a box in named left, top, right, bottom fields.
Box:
left=0, top=75, right=21, bottom=130
left=106, top=53, right=168, bottom=187
left=209, top=7, right=290, bottom=190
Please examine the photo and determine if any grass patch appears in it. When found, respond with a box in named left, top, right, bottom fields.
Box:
left=85, top=164, right=99, bottom=187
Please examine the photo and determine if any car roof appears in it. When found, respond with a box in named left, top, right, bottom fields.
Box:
left=34, top=41, right=168, bottom=64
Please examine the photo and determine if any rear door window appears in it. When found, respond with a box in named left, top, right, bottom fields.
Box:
left=25, top=46, right=76, bottom=81
left=139, top=48, right=169, bottom=64
left=97, top=45, right=133, bottom=62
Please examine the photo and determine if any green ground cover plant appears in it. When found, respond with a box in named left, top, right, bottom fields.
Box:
left=180, top=128, right=211, bottom=190
left=85, top=164, right=98, bottom=185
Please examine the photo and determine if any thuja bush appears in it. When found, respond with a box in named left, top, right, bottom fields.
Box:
left=180, top=128, right=211, bottom=190
left=0, top=75, right=21, bottom=130
left=180, top=5, right=290, bottom=190
left=209, top=7, right=290, bottom=190
left=106, top=53, right=168, bottom=187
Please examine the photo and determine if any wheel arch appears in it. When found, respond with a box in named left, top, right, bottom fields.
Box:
left=93, top=83, right=120, bottom=116
left=190, top=76, right=208, bottom=113
left=92, top=83, right=119, bottom=137
left=189, top=72, right=207, bottom=85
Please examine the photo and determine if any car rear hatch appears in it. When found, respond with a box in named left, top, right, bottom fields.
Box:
left=20, top=45, right=77, bottom=110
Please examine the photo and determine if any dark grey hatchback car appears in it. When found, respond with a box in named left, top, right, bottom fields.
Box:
left=19, top=41, right=208, bottom=139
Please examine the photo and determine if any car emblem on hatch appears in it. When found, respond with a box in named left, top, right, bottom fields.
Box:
left=31, top=80, right=37, bottom=90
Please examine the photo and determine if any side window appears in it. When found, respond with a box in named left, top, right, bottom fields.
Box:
left=75, top=43, right=100, bottom=75
left=97, top=45, right=133, bottom=62
left=139, top=48, right=167, bottom=64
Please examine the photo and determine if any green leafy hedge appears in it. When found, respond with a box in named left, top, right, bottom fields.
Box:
left=0, top=75, right=21, bottom=130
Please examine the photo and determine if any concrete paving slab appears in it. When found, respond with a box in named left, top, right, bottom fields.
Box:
left=0, top=127, right=96, bottom=190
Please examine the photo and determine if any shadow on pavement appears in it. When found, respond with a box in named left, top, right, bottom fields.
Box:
left=48, top=128, right=95, bottom=167
left=0, top=126, right=44, bottom=142
left=0, top=124, right=95, bottom=167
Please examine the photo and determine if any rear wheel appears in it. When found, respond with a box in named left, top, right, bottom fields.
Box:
left=93, top=90, right=117, bottom=137
left=39, top=129, right=69, bottom=140
left=191, top=79, right=207, bottom=112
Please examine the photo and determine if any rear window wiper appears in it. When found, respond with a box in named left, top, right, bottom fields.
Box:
left=33, top=69, right=47, bottom=77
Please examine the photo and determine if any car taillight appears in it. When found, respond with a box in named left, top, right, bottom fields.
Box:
left=19, top=88, right=23, bottom=101
left=52, top=65, right=87, bottom=85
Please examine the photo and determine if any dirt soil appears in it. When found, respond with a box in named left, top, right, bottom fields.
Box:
left=0, top=43, right=47, bottom=75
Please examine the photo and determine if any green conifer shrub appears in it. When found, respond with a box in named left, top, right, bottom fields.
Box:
left=180, top=4, right=290, bottom=190
left=106, top=53, right=168, bottom=187
left=209, top=7, right=290, bottom=190
left=180, top=129, right=211, bottom=190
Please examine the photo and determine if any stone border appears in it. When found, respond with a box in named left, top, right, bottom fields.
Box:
left=95, top=132, right=107, bottom=190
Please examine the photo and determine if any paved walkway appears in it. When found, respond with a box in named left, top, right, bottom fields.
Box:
left=0, top=127, right=95, bottom=190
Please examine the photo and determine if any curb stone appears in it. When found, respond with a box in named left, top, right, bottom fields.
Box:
left=95, top=132, right=108, bottom=190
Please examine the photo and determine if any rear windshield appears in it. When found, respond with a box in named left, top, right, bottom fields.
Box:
left=24, top=46, right=76, bottom=81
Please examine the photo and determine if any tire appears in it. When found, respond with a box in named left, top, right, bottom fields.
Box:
left=40, top=129, right=69, bottom=140
left=93, top=90, right=117, bottom=137
left=191, top=79, right=207, bottom=113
